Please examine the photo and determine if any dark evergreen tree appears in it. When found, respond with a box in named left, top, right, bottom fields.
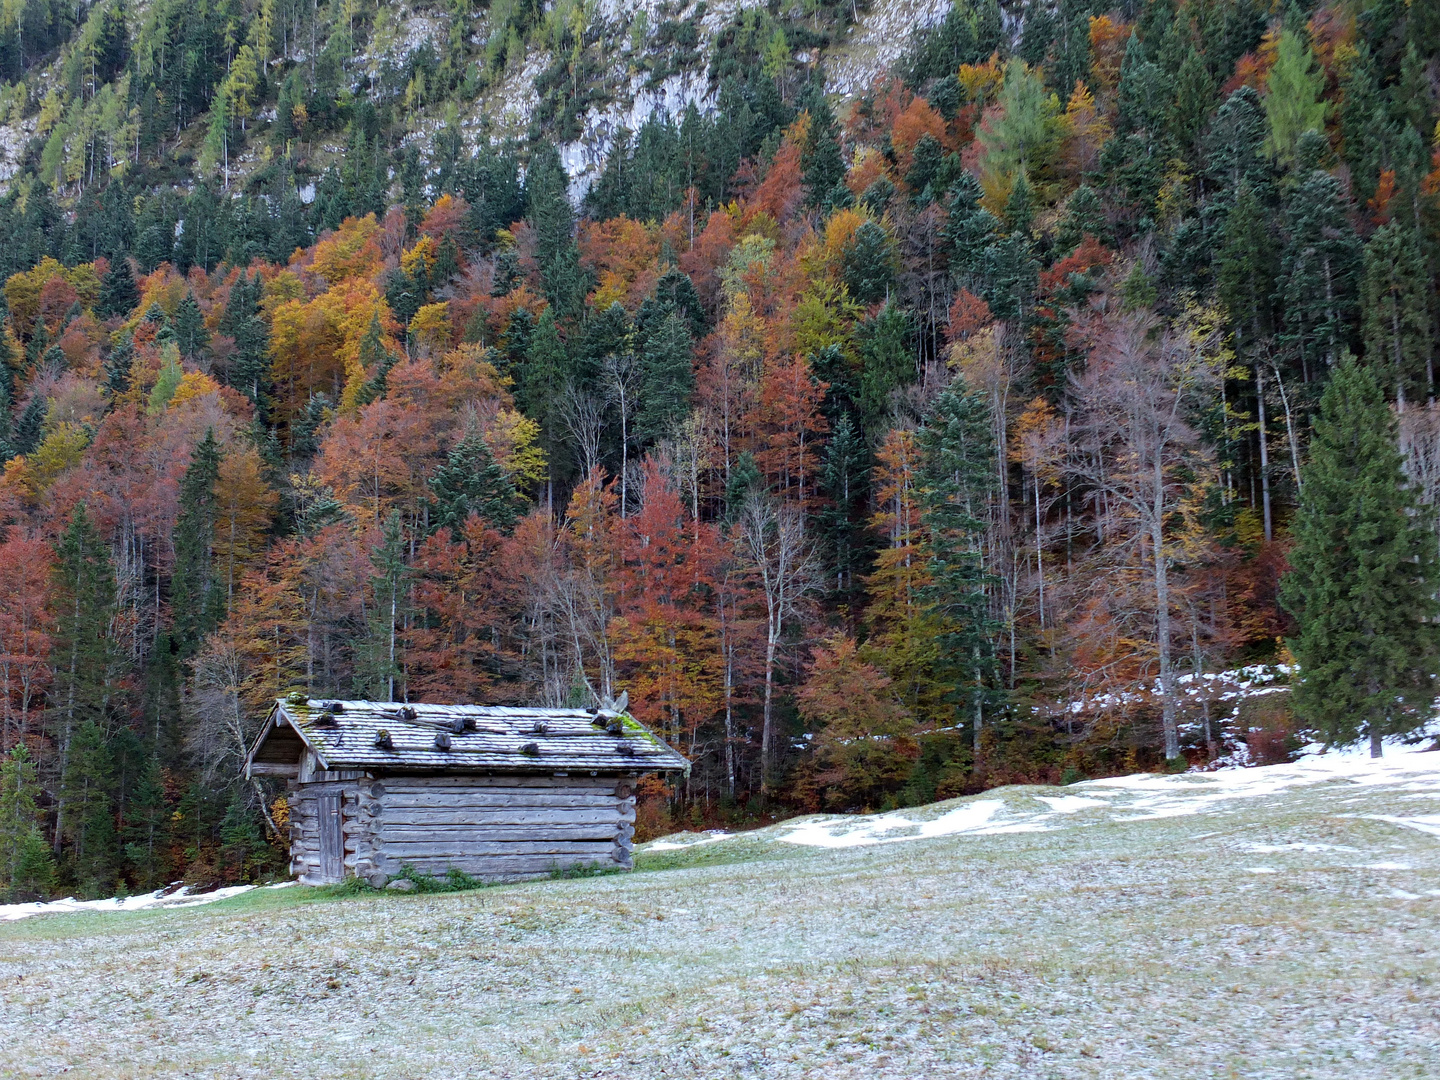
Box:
left=103, top=335, right=135, bottom=395
left=97, top=257, right=138, bottom=320
left=1362, top=219, right=1434, bottom=407
left=1169, top=46, right=1217, bottom=156
left=0, top=744, right=55, bottom=900
left=171, top=430, right=225, bottom=660
left=527, top=144, right=587, bottom=320
left=352, top=315, right=399, bottom=408
left=50, top=503, right=119, bottom=856
left=12, top=393, right=47, bottom=456
left=1116, top=31, right=1168, bottom=136
left=1281, top=360, right=1439, bottom=756
left=173, top=291, right=210, bottom=360
left=356, top=511, right=410, bottom=702
left=219, top=787, right=268, bottom=880
left=61, top=719, right=115, bottom=895
left=944, top=174, right=1000, bottom=285
left=520, top=307, right=568, bottom=506
left=1003, top=172, right=1035, bottom=236
left=802, top=88, right=846, bottom=206
left=638, top=311, right=695, bottom=445
left=0, top=383, right=12, bottom=461
left=843, top=220, right=896, bottom=305
left=816, top=413, right=871, bottom=617
left=638, top=266, right=706, bottom=342
left=982, top=232, right=1038, bottom=324
left=1216, top=181, right=1278, bottom=362
left=428, top=430, right=520, bottom=534
left=906, top=134, right=944, bottom=201
left=121, top=746, right=169, bottom=891
left=725, top=450, right=764, bottom=520
left=903, top=0, right=979, bottom=86
left=1055, top=184, right=1110, bottom=255
left=918, top=374, right=1002, bottom=751
left=1204, top=86, right=1270, bottom=208
left=1279, top=170, right=1362, bottom=378
left=857, top=303, right=915, bottom=433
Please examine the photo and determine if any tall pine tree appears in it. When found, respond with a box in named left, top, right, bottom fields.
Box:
left=1281, top=360, right=1438, bottom=756
left=171, top=430, right=225, bottom=659
left=49, top=503, right=118, bottom=856
left=918, top=375, right=1002, bottom=752
left=1362, top=219, right=1434, bottom=408
left=427, top=430, right=520, bottom=534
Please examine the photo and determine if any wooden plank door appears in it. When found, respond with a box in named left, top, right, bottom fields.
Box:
left=317, top=793, right=343, bottom=883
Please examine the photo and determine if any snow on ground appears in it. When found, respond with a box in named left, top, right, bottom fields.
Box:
left=0, top=882, right=297, bottom=923
left=2, top=737, right=1437, bottom=1078
left=641, top=731, right=1440, bottom=854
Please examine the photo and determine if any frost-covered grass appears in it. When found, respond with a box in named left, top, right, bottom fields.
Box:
left=3, top=747, right=1438, bottom=1078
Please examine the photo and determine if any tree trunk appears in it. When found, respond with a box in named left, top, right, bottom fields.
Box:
left=1255, top=361, right=1272, bottom=542
left=1152, top=461, right=1178, bottom=760
left=1371, top=729, right=1383, bottom=758
left=761, top=633, right=777, bottom=794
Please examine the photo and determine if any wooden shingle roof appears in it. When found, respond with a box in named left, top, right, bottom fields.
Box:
left=244, top=697, right=689, bottom=778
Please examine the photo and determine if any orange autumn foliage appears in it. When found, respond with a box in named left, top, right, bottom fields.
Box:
left=1088, top=16, right=1131, bottom=95
left=890, top=96, right=950, bottom=174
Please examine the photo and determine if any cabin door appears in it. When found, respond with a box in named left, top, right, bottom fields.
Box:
left=317, top=793, right=344, bottom=883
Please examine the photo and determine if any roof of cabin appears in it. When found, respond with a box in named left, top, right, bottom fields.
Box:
left=244, top=698, right=689, bottom=778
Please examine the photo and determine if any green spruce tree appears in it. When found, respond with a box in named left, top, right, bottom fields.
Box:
left=527, top=145, right=587, bottom=321
left=173, top=291, right=210, bottom=360
left=918, top=375, right=1002, bottom=753
left=97, top=257, right=139, bottom=320
left=637, top=310, right=695, bottom=445
left=1362, top=219, right=1434, bottom=408
left=356, top=511, right=410, bottom=702
left=1279, top=169, right=1362, bottom=377
left=1281, top=360, right=1438, bottom=756
left=171, top=429, right=225, bottom=659
left=427, top=430, right=520, bottom=534
left=50, top=503, right=119, bottom=855
left=0, top=744, right=55, bottom=901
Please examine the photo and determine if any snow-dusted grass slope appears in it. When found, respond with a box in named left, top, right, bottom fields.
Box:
left=2, top=747, right=1438, bottom=1079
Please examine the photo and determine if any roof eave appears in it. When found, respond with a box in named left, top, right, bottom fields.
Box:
left=244, top=703, right=330, bottom=779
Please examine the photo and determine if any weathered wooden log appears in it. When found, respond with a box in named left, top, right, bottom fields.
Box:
left=375, top=840, right=618, bottom=857
left=374, top=807, right=624, bottom=826
left=373, top=853, right=616, bottom=875
left=379, top=775, right=619, bottom=790
left=377, top=789, right=624, bottom=806
left=378, top=825, right=621, bottom=843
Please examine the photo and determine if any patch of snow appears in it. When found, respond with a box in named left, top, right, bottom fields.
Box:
left=1246, top=867, right=1280, bottom=874
left=1035, top=795, right=1109, bottom=813
left=0, top=881, right=294, bottom=922
left=1370, top=814, right=1440, bottom=839
left=775, top=810, right=921, bottom=848
left=915, top=799, right=1004, bottom=837
left=645, top=830, right=733, bottom=852
left=648, top=732, right=1440, bottom=853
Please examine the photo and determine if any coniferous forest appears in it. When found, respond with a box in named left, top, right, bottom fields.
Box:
left=0, top=0, right=1438, bottom=900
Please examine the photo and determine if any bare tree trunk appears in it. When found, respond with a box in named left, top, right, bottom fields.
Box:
left=1152, top=460, right=1178, bottom=760
left=1255, top=361, right=1272, bottom=542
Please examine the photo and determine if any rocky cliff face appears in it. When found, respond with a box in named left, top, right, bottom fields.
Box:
left=0, top=0, right=957, bottom=200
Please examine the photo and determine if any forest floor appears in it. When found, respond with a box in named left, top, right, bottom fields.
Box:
left=2, top=743, right=1438, bottom=1079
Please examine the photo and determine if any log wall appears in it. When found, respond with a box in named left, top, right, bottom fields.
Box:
left=289, top=773, right=636, bottom=886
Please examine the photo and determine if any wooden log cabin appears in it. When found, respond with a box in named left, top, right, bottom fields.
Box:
left=243, top=695, right=688, bottom=886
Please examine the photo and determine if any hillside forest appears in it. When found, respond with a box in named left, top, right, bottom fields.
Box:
left=0, top=0, right=1437, bottom=899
